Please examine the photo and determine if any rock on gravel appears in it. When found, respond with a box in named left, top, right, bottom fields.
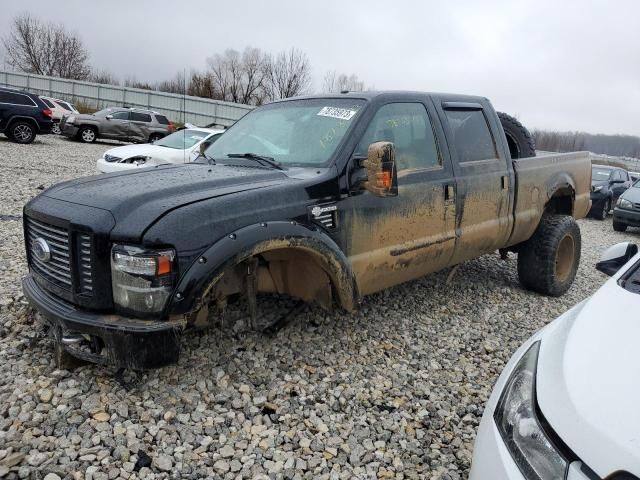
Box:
left=0, top=135, right=634, bottom=478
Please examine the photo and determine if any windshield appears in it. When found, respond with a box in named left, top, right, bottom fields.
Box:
left=205, top=98, right=365, bottom=167
left=155, top=129, right=210, bottom=149
left=592, top=167, right=612, bottom=181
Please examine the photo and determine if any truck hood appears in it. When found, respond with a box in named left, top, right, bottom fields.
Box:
left=536, top=275, right=640, bottom=477
left=42, top=164, right=289, bottom=239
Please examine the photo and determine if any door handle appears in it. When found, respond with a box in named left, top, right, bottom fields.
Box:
left=501, top=175, right=508, bottom=190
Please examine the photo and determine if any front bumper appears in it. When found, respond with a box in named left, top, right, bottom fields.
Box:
left=613, top=207, right=640, bottom=227
left=61, top=123, right=79, bottom=138
left=23, top=274, right=185, bottom=369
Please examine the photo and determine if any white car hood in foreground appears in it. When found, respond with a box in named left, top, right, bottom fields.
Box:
left=537, top=273, right=640, bottom=477
left=104, top=144, right=194, bottom=164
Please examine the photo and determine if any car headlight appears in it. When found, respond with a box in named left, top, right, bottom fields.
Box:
left=494, top=342, right=568, bottom=479
left=618, top=198, right=633, bottom=209
left=592, top=185, right=603, bottom=192
left=111, top=245, right=176, bottom=316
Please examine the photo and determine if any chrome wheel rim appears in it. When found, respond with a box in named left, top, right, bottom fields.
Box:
left=82, top=129, right=95, bottom=142
left=52, top=124, right=61, bottom=134
left=14, top=125, right=32, bottom=142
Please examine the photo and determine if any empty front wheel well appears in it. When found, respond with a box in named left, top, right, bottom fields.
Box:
left=202, top=246, right=356, bottom=315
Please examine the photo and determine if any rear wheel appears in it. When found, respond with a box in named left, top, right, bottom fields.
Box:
left=51, top=122, right=61, bottom=135
left=78, top=126, right=97, bottom=143
left=518, top=214, right=581, bottom=296
left=10, top=121, right=36, bottom=144
left=613, top=221, right=628, bottom=232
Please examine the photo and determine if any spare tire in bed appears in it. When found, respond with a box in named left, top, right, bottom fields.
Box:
left=497, top=112, right=536, bottom=159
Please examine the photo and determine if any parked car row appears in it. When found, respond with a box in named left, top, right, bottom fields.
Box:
left=0, top=85, right=183, bottom=145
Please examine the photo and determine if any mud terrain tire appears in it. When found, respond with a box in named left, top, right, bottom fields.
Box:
left=498, top=112, right=536, bottom=159
left=518, top=214, right=581, bottom=296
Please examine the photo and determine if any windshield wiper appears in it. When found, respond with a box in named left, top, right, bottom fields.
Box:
left=226, top=153, right=284, bottom=170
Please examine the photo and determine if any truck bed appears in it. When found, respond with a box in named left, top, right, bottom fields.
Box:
left=509, top=151, right=592, bottom=246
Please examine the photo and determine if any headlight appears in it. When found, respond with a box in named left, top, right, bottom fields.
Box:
left=494, top=342, right=568, bottom=479
left=111, top=245, right=176, bottom=316
left=592, top=185, right=603, bottom=192
left=618, top=198, right=633, bottom=209
left=66, top=115, right=76, bottom=124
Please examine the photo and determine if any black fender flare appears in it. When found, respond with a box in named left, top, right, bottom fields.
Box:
left=168, top=221, right=359, bottom=315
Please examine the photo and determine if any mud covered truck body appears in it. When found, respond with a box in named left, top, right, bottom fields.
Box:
left=22, top=92, right=591, bottom=368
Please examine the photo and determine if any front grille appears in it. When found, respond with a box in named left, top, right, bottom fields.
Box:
left=634, top=203, right=640, bottom=210
left=78, top=234, right=93, bottom=293
left=26, top=218, right=72, bottom=290
left=26, top=217, right=94, bottom=296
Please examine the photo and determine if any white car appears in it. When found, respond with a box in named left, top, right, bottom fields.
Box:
left=96, top=127, right=223, bottom=173
left=470, top=241, right=640, bottom=480
left=40, top=96, right=78, bottom=134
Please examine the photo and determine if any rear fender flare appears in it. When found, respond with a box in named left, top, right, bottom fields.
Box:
left=169, top=221, right=359, bottom=315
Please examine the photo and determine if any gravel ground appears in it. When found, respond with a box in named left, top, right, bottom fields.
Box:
left=0, top=135, right=636, bottom=479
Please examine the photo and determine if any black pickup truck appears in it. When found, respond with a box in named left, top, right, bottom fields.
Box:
left=22, top=92, right=592, bottom=369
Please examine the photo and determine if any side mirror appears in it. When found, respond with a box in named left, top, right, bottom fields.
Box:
left=596, top=242, right=638, bottom=276
left=106, top=115, right=113, bottom=120
left=199, top=142, right=209, bottom=156
left=361, top=141, right=398, bottom=197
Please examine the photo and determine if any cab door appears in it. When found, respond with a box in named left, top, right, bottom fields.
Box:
left=436, top=101, right=513, bottom=264
left=102, top=110, right=131, bottom=139
left=340, top=100, right=457, bottom=296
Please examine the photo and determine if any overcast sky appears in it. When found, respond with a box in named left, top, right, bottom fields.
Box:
left=1, top=0, right=639, bottom=136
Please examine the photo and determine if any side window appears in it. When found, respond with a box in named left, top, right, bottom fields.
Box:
left=357, top=103, right=440, bottom=172
left=131, top=112, right=152, bottom=122
left=41, top=98, right=55, bottom=108
left=155, top=115, right=169, bottom=125
left=111, top=111, right=130, bottom=120
left=0, top=91, right=36, bottom=106
left=444, top=109, right=497, bottom=162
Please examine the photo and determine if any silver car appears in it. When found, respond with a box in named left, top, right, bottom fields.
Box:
left=60, top=107, right=175, bottom=143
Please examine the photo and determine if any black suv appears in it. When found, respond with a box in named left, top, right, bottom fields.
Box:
left=0, top=86, right=53, bottom=143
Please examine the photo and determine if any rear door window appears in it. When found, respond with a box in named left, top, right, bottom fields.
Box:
left=131, top=112, right=152, bottom=122
left=155, top=115, right=169, bottom=125
left=444, top=109, right=497, bottom=163
left=41, top=98, right=55, bottom=108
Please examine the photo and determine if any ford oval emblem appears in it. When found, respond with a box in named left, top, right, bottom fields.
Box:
left=32, top=237, right=51, bottom=262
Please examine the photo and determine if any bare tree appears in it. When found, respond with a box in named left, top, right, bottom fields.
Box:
left=322, top=71, right=367, bottom=93
left=89, top=70, right=119, bottom=85
left=264, top=48, right=311, bottom=101
left=207, top=47, right=268, bottom=105
left=2, top=13, right=90, bottom=79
